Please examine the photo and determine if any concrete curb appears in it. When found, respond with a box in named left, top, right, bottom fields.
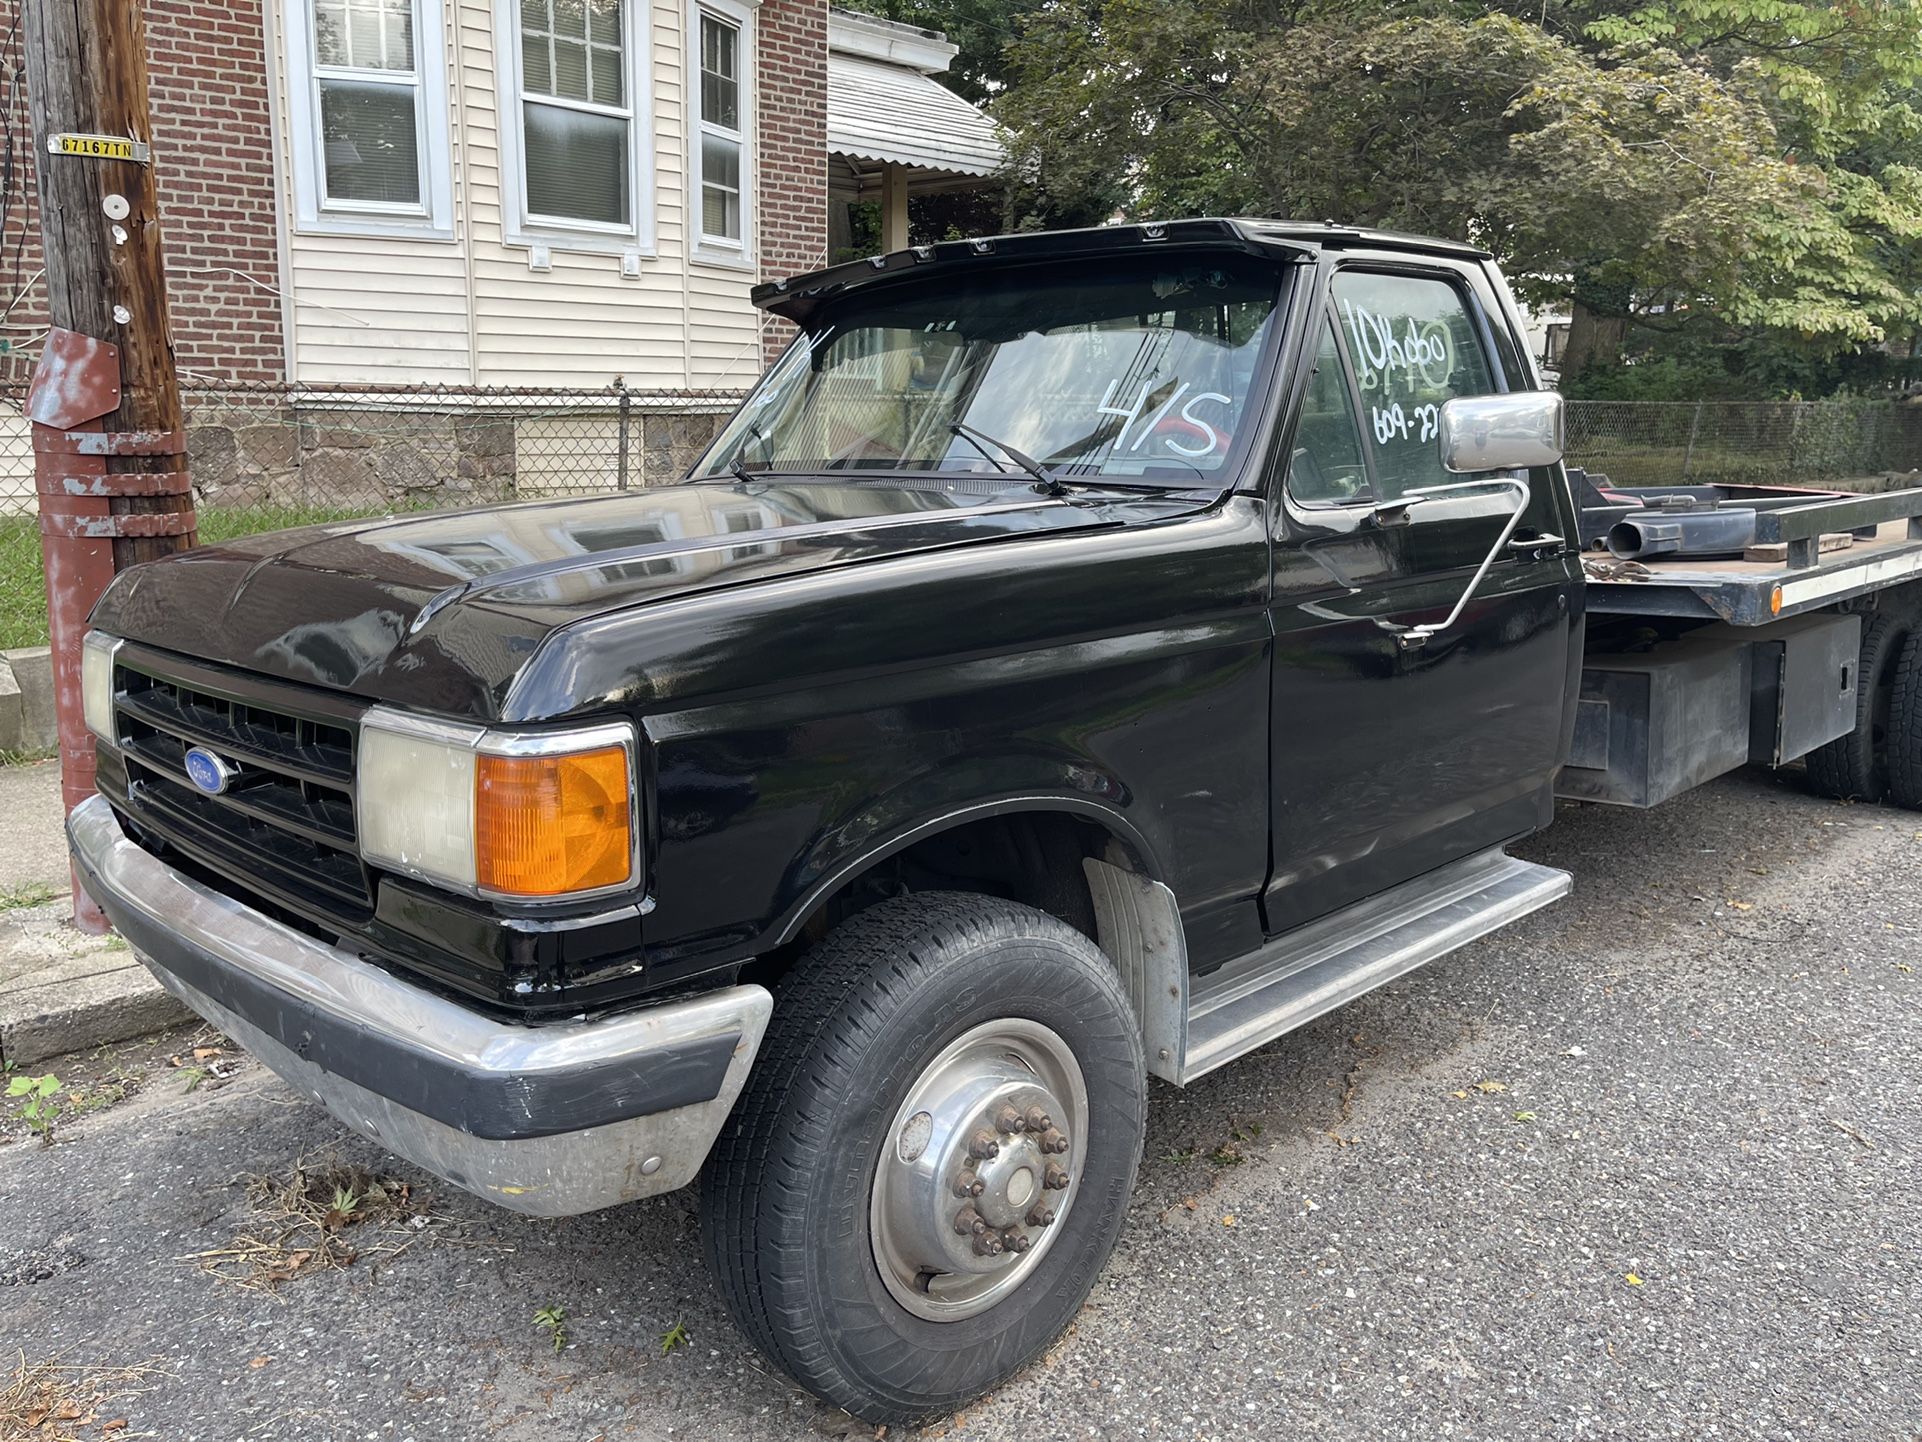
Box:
left=0, top=646, right=56, bottom=752
left=0, top=952, right=192, bottom=1066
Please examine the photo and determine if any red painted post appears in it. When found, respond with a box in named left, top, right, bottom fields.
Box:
left=27, top=333, right=127, bottom=930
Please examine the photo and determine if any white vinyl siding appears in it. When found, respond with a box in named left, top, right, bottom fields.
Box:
left=285, top=0, right=455, bottom=237
left=271, top=0, right=762, bottom=386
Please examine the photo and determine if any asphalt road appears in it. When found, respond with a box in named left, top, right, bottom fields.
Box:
left=2, top=769, right=1918, bottom=1441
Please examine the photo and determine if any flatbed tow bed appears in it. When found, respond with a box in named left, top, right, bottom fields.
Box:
left=1582, top=481, right=1922, bottom=625
left=1563, top=475, right=1922, bottom=808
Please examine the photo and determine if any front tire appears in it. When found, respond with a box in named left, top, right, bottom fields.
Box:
left=700, top=892, right=1146, bottom=1425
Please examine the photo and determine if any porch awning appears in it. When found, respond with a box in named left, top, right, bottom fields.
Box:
left=826, top=51, right=1005, bottom=179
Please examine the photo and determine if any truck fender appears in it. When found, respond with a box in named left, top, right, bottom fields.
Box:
left=768, top=793, right=1166, bottom=947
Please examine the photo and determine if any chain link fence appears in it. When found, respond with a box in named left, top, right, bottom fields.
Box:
left=1565, top=399, right=1922, bottom=489
left=2, top=388, right=1920, bottom=651
left=0, top=380, right=745, bottom=650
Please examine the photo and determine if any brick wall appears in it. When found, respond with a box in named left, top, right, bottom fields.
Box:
left=0, top=0, right=285, bottom=383
left=755, top=0, right=828, bottom=358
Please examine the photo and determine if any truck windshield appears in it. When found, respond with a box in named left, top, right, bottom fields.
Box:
left=695, top=256, right=1284, bottom=485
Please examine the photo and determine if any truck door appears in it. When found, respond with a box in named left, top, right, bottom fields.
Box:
left=1263, top=262, right=1579, bottom=934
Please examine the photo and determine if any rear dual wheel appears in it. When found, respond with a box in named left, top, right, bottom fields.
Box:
left=1882, top=628, right=1922, bottom=810
left=700, top=892, right=1146, bottom=1425
left=1806, top=610, right=1916, bottom=804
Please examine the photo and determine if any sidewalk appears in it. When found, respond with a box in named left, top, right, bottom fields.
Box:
left=0, top=759, right=188, bottom=1065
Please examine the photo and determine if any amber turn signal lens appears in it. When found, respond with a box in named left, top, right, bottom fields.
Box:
left=475, top=744, right=632, bottom=897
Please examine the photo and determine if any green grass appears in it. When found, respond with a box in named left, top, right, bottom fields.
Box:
left=0, top=503, right=392, bottom=651
left=0, top=881, right=59, bottom=911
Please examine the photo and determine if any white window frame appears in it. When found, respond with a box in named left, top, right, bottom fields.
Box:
left=687, top=0, right=756, bottom=269
left=284, top=0, right=454, bottom=240
left=495, top=0, right=656, bottom=255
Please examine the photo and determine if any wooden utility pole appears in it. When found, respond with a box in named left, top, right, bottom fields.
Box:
left=21, top=0, right=193, bottom=929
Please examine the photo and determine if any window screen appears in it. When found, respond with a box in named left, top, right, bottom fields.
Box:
left=520, top=0, right=631, bottom=226
left=698, top=15, right=744, bottom=243
left=313, top=0, right=423, bottom=206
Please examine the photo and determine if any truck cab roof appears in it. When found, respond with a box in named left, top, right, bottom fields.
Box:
left=752, top=217, right=1494, bottom=324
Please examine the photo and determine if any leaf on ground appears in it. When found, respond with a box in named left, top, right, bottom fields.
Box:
left=1474, top=1080, right=1508, bottom=1094
left=1221, top=1214, right=1237, bottom=1227
left=1624, top=1272, right=1644, bottom=1286
left=1725, top=900, right=1753, bottom=911
left=1450, top=1089, right=1469, bottom=1099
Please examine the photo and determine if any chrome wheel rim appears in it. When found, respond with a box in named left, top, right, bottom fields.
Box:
left=869, top=1017, right=1089, bottom=1322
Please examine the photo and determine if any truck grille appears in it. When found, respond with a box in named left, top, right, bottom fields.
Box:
left=106, top=645, right=372, bottom=927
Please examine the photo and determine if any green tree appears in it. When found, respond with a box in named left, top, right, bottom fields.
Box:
left=995, top=0, right=1922, bottom=394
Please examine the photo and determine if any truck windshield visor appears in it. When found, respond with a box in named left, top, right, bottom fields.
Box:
left=697, top=256, right=1285, bottom=484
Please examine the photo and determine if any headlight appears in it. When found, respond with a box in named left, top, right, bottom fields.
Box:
left=81, top=631, right=122, bottom=741
left=357, top=710, right=637, bottom=901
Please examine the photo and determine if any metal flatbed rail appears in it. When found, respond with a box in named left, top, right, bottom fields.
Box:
left=1582, top=484, right=1922, bottom=626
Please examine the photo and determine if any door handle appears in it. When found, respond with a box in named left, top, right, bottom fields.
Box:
left=1508, top=533, right=1564, bottom=554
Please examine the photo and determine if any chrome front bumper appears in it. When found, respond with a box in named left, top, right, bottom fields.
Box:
left=68, top=794, right=771, bottom=1216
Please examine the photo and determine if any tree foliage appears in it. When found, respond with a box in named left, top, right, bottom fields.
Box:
left=992, top=0, right=1922, bottom=394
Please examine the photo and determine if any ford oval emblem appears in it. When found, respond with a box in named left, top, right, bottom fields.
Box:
left=183, top=746, right=236, bottom=796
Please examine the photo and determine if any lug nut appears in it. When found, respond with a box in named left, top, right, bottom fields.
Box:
left=973, top=1233, right=1005, bottom=1257
left=953, top=1171, right=982, bottom=1199
left=994, top=1104, right=1025, bottom=1134
left=1003, top=1230, right=1033, bottom=1253
left=1043, top=1163, right=1071, bottom=1190
left=954, top=1205, right=984, bottom=1236
left=968, top=1130, right=1001, bottom=1161
left=1027, top=1204, right=1056, bottom=1228
left=1024, top=1106, right=1053, bottom=1133
left=1039, top=1128, right=1070, bottom=1155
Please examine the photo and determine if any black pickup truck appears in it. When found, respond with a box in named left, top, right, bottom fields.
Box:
left=68, top=219, right=1922, bottom=1423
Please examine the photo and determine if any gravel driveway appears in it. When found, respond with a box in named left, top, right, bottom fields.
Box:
left=1, top=770, right=1917, bottom=1441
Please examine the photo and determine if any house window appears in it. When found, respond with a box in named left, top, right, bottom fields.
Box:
left=286, top=0, right=452, bottom=236
left=690, top=0, right=753, bottom=262
left=518, top=0, right=633, bottom=227
left=496, top=0, right=652, bottom=248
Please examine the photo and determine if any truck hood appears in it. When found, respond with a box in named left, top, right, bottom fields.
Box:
left=93, top=476, right=1192, bottom=718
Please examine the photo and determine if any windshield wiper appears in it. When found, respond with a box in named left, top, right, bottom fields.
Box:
left=950, top=423, right=1066, bottom=496
left=722, top=417, right=779, bottom=484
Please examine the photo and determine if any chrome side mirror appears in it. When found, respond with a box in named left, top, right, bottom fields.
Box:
left=1438, top=391, right=1564, bottom=474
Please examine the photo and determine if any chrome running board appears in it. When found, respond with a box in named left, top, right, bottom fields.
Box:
left=1181, top=848, right=1570, bottom=1084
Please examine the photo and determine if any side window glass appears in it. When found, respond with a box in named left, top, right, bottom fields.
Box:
left=1286, top=318, right=1370, bottom=505
left=1332, top=272, right=1495, bottom=499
